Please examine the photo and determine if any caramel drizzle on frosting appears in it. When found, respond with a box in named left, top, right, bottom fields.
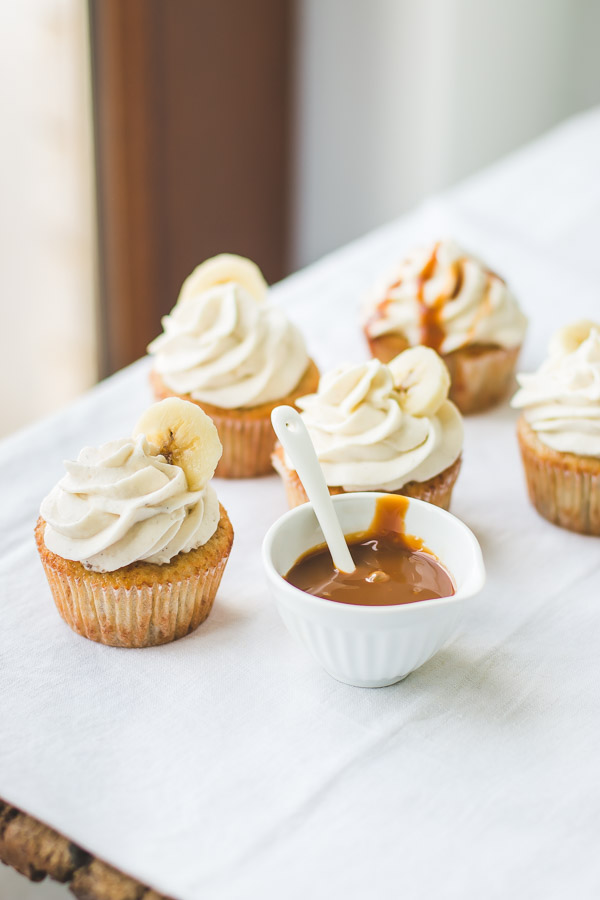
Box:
left=416, top=242, right=446, bottom=352
left=369, top=245, right=504, bottom=354
left=364, top=277, right=404, bottom=336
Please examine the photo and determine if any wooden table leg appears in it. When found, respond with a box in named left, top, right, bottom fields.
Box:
left=0, top=800, right=172, bottom=899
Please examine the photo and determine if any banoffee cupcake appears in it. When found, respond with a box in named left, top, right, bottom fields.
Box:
left=362, top=239, right=527, bottom=414
left=272, top=347, right=463, bottom=510
left=148, top=253, right=319, bottom=478
left=512, top=321, right=600, bottom=535
left=36, top=398, right=234, bottom=647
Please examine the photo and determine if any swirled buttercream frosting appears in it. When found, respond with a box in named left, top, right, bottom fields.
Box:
left=512, top=327, right=600, bottom=457
left=290, top=359, right=463, bottom=491
left=148, top=281, right=309, bottom=409
left=364, top=239, right=527, bottom=354
left=40, top=436, right=220, bottom=572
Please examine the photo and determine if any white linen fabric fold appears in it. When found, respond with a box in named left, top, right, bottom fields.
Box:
left=1, top=108, right=600, bottom=900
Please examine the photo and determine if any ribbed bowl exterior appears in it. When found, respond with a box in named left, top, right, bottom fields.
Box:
left=276, top=599, right=462, bottom=688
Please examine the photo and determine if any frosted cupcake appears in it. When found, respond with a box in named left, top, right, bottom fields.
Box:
left=512, top=321, right=600, bottom=535
left=36, top=398, right=234, bottom=647
left=148, top=253, right=319, bottom=478
left=272, top=347, right=463, bottom=509
left=363, top=239, right=527, bottom=414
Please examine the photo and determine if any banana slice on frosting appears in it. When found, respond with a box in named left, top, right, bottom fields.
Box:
left=178, top=253, right=268, bottom=304
left=549, top=320, right=600, bottom=357
left=389, top=346, right=450, bottom=417
left=133, top=398, right=222, bottom=491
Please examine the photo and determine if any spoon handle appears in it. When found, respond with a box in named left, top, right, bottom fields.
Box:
left=271, top=406, right=355, bottom=574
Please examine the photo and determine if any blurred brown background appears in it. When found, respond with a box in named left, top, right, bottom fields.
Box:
left=91, top=0, right=293, bottom=375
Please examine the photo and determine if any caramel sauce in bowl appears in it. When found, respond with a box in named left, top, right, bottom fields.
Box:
left=262, top=493, right=485, bottom=688
left=285, top=495, right=455, bottom=607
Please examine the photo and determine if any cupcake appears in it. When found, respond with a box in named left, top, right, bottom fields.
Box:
left=272, top=347, right=463, bottom=509
left=362, top=239, right=527, bottom=414
left=148, top=253, right=319, bottom=478
left=36, top=398, right=234, bottom=647
left=512, top=321, right=600, bottom=535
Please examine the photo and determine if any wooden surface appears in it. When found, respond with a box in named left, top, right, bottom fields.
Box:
left=89, top=0, right=294, bottom=376
left=0, top=800, right=172, bottom=900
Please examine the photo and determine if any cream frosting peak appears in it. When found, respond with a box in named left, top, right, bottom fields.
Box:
left=291, top=359, right=463, bottom=491
left=512, top=328, right=600, bottom=457
left=364, top=239, right=527, bottom=354
left=40, top=435, right=220, bottom=572
left=148, top=280, right=309, bottom=409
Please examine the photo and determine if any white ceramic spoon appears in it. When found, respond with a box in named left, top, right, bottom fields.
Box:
left=271, top=406, right=356, bottom=574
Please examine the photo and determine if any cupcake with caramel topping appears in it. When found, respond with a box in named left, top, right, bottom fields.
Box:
left=363, top=239, right=527, bottom=414
left=512, top=321, right=600, bottom=535
left=272, top=348, right=463, bottom=510
left=148, top=254, right=319, bottom=478
left=36, top=398, right=233, bottom=647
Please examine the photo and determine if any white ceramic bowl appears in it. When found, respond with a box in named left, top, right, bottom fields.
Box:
left=262, top=492, right=485, bottom=688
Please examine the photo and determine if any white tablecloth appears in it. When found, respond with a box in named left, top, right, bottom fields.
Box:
left=2, top=109, right=600, bottom=900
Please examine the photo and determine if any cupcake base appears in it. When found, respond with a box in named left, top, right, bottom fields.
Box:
left=150, top=360, right=320, bottom=479
left=35, top=506, right=234, bottom=647
left=366, top=333, right=520, bottom=415
left=271, top=444, right=461, bottom=511
left=517, top=416, right=600, bottom=535
left=444, top=343, right=521, bottom=414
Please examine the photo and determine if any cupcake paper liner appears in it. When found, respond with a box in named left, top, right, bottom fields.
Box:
left=517, top=417, right=600, bottom=535
left=208, top=411, right=277, bottom=478
left=367, top=332, right=521, bottom=415
left=271, top=445, right=461, bottom=511
left=366, top=333, right=409, bottom=364
left=150, top=362, right=320, bottom=479
left=444, top=344, right=521, bottom=415
left=41, top=559, right=227, bottom=648
left=36, top=510, right=233, bottom=648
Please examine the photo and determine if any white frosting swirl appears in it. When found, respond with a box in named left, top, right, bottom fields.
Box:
left=364, top=239, right=527, bottom=354
left=40, top=436, right=220, bottom=572
left=291, top=359, right=463, bottom=491
left=512, top=329, right=600, bottom=457
left=148, top=282, right=309, bottom=409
